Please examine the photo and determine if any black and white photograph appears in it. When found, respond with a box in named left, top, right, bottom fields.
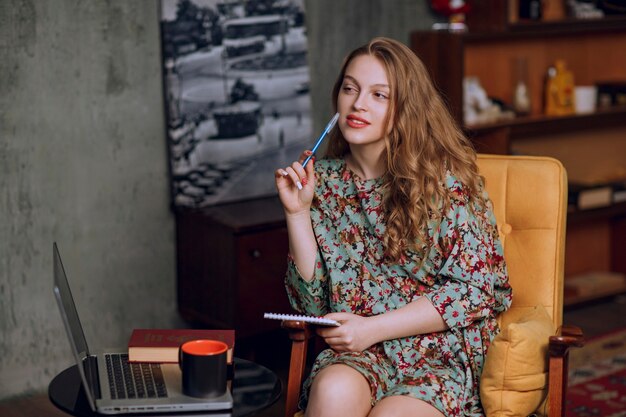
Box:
left=161, top=0, right=312, bottom=207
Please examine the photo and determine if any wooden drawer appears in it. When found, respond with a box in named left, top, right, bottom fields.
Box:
left=176, top=197, right=291, bottom=338
left=235, top=228, right=291, bottom=336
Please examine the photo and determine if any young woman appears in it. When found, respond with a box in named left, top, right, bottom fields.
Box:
left=274, top=37, right=512, bottom=417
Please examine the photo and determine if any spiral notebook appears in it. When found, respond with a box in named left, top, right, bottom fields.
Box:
left=263, top=312, right=340, bottom=326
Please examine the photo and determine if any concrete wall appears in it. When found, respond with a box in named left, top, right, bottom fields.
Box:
left=0, top=1, right=178, bottom=398
left=0, top=0, right=436, bottom=399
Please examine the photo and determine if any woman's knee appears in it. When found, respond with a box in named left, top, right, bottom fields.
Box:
left=310, top=364, right=370, bottom=400
left=306, top=364, right=371, bottom=415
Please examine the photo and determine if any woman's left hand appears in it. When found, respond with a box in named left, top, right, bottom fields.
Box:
left=315, top=312, right=377, bottom=352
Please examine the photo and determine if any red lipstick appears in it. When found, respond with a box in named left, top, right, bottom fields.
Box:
left=346, top=114, right=370, bottom=128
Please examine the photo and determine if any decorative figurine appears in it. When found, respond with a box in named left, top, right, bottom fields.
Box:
left=464, top=76, right=509, bottom=125
left=512, top=57, right=531, bottom=116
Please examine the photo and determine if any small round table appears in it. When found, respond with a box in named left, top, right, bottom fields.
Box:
left=49, top=358, right=281, bottom=417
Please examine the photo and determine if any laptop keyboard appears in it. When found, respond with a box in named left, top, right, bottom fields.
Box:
left=105, top=354, right=168, bottom=399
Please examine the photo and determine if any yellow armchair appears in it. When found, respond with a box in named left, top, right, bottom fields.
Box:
left=281, top=154, right=584, bottom=417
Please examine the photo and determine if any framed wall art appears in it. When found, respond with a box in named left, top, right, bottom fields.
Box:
left=160, top=0, right=312, bottom=207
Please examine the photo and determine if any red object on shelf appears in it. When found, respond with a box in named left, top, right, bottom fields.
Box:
left=430, top=0, right=471, bottom=16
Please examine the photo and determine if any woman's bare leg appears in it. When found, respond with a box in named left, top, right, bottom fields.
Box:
left=304, top=364, right=372, bottom=417
left=368, top=395, right=445, bottom=417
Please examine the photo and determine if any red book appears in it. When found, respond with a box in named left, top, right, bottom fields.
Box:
left=128, top=329, right=235, bottom=363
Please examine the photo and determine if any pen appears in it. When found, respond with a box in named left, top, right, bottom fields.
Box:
left=302, top=112, right=340, bottom=168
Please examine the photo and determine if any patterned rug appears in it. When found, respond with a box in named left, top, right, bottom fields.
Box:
left=566, top=327, right=626, bottom=416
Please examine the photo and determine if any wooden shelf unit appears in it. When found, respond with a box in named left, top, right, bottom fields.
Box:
left=411, top=26, right=626, bottom=151
left=411, top=17, right=626, bottom=306
left=505, top=16, right=626, bottom=35
left=564, top=278, right=626, bottom=307
left=469, top=105, right=626, bottom=140
left=464, top=106, right=626, bottom=154
left=568, top=201, right=626, bottom=226
left=464, top=0, right=626, bottom=33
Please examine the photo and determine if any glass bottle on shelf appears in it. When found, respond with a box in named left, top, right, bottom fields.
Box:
left=512, top=57, right=531, bottom=116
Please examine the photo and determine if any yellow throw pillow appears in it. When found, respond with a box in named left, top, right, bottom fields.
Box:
left=480, top=305, right=556, bottom=417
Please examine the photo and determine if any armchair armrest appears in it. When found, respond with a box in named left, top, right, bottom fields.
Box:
left=549, top=324, right=585, bottom=350
left=548, top=324, right=585, bottom=417
left=282, top=320, right=315, bottom=417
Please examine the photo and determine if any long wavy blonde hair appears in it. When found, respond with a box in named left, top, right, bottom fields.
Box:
left=325, top=37, right=486, bottom=262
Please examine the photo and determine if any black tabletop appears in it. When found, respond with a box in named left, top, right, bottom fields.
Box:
left=48, top=358, right=281, bottom=417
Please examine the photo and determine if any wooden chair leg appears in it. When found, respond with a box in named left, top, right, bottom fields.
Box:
left=548, top=325, right=585, bottom=417
left=282, top=321, right=313, bottom=417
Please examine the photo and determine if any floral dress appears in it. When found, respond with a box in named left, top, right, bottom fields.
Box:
left=284, top=158, right=512, bottom=416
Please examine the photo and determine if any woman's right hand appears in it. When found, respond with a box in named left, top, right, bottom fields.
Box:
left=274, top=150, right=316, bottom=215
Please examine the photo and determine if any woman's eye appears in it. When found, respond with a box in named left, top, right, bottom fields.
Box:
left=342, top=85, right=357, bottom=94
left=374, top=92, right=389, bottom=100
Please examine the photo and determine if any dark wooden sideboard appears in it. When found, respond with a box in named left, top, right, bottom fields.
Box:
left=176, top=196, right=292, bottom=338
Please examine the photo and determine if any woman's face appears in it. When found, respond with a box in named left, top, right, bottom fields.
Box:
left=336, top=54, right=391, bottom=153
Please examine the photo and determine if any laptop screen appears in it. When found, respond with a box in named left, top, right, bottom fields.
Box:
left=53, top=242, right=97, bottom=410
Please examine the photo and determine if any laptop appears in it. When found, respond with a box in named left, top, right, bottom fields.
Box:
left=52, top=242, right=233, bottom=415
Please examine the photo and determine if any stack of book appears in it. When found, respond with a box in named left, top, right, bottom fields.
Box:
left=565, top=271, right=626, bottom=301
left=568, top=180, right=626, bottom=211
left=127, top=328, right=235, bottom=364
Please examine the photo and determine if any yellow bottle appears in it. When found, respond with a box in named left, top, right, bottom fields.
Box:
left=545, top=60, right=576, bottom=116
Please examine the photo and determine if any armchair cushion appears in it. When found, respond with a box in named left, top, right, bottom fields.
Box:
left=480, top=305, right=555, bottom=416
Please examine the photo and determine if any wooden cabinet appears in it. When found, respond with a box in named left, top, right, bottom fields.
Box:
left=176, top=197, right=292, bottom=338
left=411, top=11, right=626, bottom=305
